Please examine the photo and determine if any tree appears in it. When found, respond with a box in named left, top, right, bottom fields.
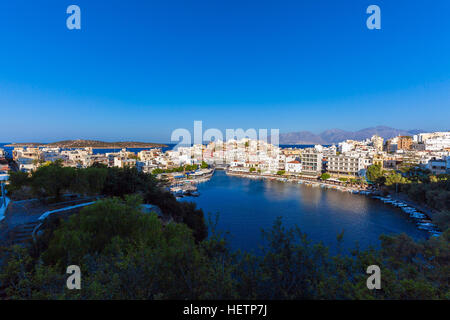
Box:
left=276, top=170, right=285, bottom=176
left=31, top=162, right=75, bottom=200
left=384, top=172, right=409, bottom=187
left=320, top=173, right=330, bottom=180
left=6, top=171, right=31, bottom=194
left=2, top=196, right=235, bottom=299
left=151, top=168, right=164, bottom=175
left=1, top=212, right=449, bottom=299
left=201, top=161, right=208, bottom=169
left=366, top=164, right=384, bottom=185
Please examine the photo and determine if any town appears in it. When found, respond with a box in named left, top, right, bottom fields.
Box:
left=1, top=131, right=449, bottom=184
left=2, top=130, right=449, bottom=240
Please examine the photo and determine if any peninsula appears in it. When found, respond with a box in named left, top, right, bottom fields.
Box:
left=5, top=139, right=167, bottom=149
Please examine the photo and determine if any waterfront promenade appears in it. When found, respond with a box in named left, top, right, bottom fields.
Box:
left=225, top=170, right=373, bottom=193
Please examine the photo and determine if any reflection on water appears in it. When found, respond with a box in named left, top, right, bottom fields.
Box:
left=185, top=171, right=427, bottom=254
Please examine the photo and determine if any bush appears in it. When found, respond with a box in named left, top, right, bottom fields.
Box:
left=320, top=173, right=330, bottom=180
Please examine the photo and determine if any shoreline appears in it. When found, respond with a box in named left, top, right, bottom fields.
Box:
left=224, top=170, right=441, bottom=237
left=225, top=170, right=372, bottom=193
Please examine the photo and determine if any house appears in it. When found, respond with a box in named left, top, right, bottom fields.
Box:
left=285, top=160, right=302, bottom=174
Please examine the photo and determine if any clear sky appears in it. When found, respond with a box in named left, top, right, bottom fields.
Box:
left=0, top=0, right=449, bottom=143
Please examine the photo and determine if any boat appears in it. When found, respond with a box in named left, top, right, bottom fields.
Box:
left=410, top=212, right=426, bottom=219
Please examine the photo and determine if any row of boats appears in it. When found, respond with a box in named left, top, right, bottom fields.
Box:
left=168, top=169, right=216, bottom=198
left=372, top=195, right=442, bottom=237
left=169, top=185, right=200, bottom=198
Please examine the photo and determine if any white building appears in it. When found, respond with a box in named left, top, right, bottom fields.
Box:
left=338, top=141, right=354, bottom=153
left=413, top=132, right=450, bottom=143
left=327, top=155, right=369, bottom=177
left=285, top=160, right=302, bottom=174
left=424, top=133, right=450, bottom=151
left=301, top=149, right=323, bottom=176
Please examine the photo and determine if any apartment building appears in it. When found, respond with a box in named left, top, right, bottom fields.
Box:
left=371, top=135, right=384, bottom=151
left=397, top=136, right=413, bottom=151
left=425, top=134, right=450, bottom=151
left=13, top=147, right=42, bottom=161
left=327, top=155, right=368, bottom=177
left=300, top=149, right=323, bottom=176
left=138, top=149, right=162, bottom=161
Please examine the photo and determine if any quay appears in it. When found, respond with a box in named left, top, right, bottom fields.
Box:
left=225, top=170, right=372, bottom=194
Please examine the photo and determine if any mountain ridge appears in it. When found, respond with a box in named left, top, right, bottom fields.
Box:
left=277, top=126, right=423, bottom=145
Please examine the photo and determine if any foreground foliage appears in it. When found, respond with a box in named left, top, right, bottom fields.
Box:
left=0, top=197, right=448, bottom=300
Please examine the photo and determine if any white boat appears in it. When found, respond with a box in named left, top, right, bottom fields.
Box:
left=410, top=213, right=425, bottom=219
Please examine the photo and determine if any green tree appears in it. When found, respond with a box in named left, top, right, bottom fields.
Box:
left=201, top=161, right=209, bottom=169
left=320, top=173, right=331, bottom=180
left=31, top=162, right=75, bottom=200
left=6, top=171, right=31, bottom=194
left=366, top=164, right=383, bottom=184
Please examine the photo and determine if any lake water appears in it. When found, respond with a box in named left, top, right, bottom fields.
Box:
left=185, top=171, right=427, bottom=254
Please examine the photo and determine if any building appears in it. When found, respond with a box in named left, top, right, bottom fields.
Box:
left=285, top=160, right=302, bottom=174
left=414, top=132, right=449, bottom=143
left=424, top=133, right=450, bottom=151
left=17, top=158, right=36, bottom=173
left=13, top=147, right=42, bottom=161
left=338, top=141, right=354, bottom=153
left=397, top=136, right=413, bottom=151
left=300, top=149, right=323, bottom=176
left=0, top=158, right=9, bottom=173
left=327, top=155, right=369, bottom=177
left=372, top=153, right=384, bottom=168
left=371, top=135, right=384, bottom=151
left=427, top=158, right=447, bottom=175
left=385, top=138, right=398, bottom=153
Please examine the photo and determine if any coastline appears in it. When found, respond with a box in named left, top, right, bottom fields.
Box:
left=224, top=170, right=441, bottom=237
left=225, top=170, right=371, bottom=193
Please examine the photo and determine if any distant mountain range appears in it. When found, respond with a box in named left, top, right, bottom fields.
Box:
left=277, top=126, right=423, bottom=145
left=6, top=140, right=167, bottom=148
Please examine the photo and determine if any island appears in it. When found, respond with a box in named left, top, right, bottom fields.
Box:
left=5, top=139, right=167, bottom=149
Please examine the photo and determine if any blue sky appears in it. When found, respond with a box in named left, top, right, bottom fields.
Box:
left=0, top=0, right=449, bottom=143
